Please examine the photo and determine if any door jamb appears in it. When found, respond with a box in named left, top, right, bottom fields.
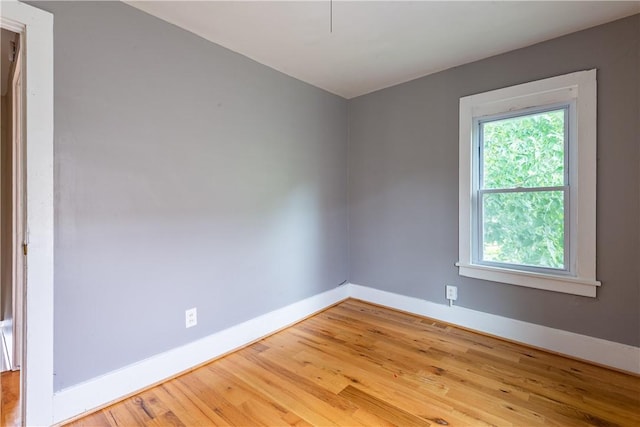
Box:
left=10, top=31, right=25, bottom=372
left=0, top=2, right=54, bottom=425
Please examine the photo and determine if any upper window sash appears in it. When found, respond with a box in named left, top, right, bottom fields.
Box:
left=475, top=104, right=571, bottom=190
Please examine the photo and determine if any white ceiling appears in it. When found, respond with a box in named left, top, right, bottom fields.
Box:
left=126, top=1, right=640, bottom=99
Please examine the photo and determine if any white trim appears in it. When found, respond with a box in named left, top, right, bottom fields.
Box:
left=52, top=285, right=350, bottom=424
left=458, top=70, right=599, bottom=296
left=1, top=2, right=54, bottom=426
left=11, top=30, right=25, bottom=372
left=456, top=263, right=599, bottom=297
left=348, top=283, right=640, bottom=375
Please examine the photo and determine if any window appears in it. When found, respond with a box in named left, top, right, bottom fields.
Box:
left=478, top=106, right=569, bottom=272
left=458, top=70, right=600, bottom=297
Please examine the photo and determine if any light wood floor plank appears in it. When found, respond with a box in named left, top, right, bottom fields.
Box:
left=62, top=299, right=640, bottom=426
left=337, top=385, right=431, bottom=427
left=0, top=370, right=20, bottom=427
left=152, top=383, right=218, bottom=426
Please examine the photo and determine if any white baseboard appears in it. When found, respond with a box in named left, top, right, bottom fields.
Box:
left=348, top=283, right=640, bottom=375
left=52, top=284, right=350, bottom=424
left=52, top=282, right=640, bottom=424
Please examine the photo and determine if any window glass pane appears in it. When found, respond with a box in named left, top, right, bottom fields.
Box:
left=482, top=190, right=565, bottom=269
left=481, top=109, right=565, bottom=189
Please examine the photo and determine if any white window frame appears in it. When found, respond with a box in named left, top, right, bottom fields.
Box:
left=458, top=70, right=600, bottom=297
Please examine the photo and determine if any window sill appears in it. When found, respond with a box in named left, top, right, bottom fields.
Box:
left=455, top=262, right=600, bottom=297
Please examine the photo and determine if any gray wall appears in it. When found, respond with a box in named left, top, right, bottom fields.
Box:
left=348, top=14, right=639, bottom=347
left=33, top=2, right=348, bottom=391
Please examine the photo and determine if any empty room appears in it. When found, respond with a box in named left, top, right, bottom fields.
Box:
left=0, top=1, right=638, bottom=426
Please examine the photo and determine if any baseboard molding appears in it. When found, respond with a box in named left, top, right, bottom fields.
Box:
left=348, top=283, right=640, bottom=375
left=52, top=284, right=350, bottom=424
left=52, top=282, right=640, bottom=423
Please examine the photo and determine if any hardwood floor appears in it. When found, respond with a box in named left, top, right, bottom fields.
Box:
left=1, top=370, right=20, bottom=426
left=61, top=299, right=639, bottom=426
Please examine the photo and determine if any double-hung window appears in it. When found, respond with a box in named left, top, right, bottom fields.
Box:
left=477, top=105, right=569, bottom=272
left=458, top=70, right=600, bottom=297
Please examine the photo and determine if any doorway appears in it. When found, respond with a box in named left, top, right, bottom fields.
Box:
left=0, top=26, right=24, bottom=426
left=1, top=1, right=54, bottom=424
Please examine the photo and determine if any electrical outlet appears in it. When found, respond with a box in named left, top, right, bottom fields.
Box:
left=445, top=285, right=458, bottom=301
left=185, top=307, right=197, bottom=328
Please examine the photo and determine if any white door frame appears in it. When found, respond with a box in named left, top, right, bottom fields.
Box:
left=0, top=1, right=53, bottom=426
left=11, top=31, right=25, bottom=372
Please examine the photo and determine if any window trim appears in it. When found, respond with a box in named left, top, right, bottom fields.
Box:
left=458, top=70, right=600, bottom=297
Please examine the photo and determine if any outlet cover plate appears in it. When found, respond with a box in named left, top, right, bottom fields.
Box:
left=185, top=307, right=197, bottom=328
left=446, top=285, right=458, bottom=301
